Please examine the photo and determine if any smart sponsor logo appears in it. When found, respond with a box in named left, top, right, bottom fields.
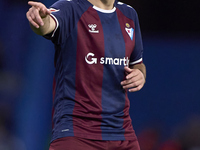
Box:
left=85, top=53, right=129, bottom=66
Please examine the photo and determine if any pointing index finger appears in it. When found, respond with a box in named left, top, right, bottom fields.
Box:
left=28, top=1, right=40, bottom=7
left=28, top=1, right=48, bottom=12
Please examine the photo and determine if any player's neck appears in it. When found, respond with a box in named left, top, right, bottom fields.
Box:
left=88, top=0, right=115, bottom=10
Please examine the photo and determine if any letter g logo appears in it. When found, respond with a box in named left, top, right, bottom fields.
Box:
left=85, top=53, right=97, bottom=64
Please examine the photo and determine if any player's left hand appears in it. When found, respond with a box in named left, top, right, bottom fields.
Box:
left=121, top=66, right=145, bottom=92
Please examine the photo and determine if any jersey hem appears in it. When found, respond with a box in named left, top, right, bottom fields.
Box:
left=50, top=13, right=59, bottom=38
left=51, top=132, right=137, bottom=143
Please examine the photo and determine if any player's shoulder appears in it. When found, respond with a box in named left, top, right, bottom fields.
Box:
left=115, top=1, right=138, bottom=17
left=116, top=1, right=136, bottom=11
left=50, top=0, right=79, bottom=9
left=53, top=0, right=78, bottom=4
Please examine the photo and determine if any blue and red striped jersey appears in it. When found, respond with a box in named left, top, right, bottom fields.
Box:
left=46, top=0, right=143, bottom=142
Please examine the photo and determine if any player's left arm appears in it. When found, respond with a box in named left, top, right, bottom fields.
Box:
left=121, top=63, right=146, bottom=92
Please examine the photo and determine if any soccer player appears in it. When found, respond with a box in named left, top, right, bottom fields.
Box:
left=26, top=0, right=146, bottom=149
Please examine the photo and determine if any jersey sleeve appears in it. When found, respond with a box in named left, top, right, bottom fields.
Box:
left=45, top=0, right=75, bottom=44
left=129, top=11, right=143, bottom=65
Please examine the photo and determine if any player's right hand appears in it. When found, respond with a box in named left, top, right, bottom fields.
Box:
left=26, top=1, right=51, bottom=28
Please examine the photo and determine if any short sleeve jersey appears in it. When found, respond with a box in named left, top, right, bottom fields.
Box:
left=47, top=0, right=143, bottom=142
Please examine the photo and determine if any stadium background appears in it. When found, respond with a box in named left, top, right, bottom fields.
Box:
left=0, top=0, right=200, bottom=149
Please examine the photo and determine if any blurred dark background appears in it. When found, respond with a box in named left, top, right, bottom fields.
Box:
left=0, top=0, right=199, bottom=150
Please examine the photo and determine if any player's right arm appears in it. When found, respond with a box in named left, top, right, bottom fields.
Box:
left=26, top=1, right=56, bottom=36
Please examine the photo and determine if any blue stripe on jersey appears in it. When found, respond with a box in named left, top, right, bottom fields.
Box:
left=97, top=11, right=126, bottom=140
left=51, top=18, right=79, bottom=142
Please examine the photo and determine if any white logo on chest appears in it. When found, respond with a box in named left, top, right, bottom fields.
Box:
left=88, top=24, right=99, bottom=33
left=85, top=53, right=129, bottom=66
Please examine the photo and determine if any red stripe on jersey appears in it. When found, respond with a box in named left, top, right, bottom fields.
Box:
left=52, top=76, right=56, bottom=129
left=73, top=7, right=105, bottom=140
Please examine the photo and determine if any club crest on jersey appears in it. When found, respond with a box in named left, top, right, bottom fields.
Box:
left=88, top=24, right=99, bottom=33
left=125, top=23, right=134, bottom=40
left=49, top=8, right=60, bottom=12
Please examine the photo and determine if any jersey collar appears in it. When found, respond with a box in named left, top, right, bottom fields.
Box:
left=92, top=5, right=116, bottom=13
